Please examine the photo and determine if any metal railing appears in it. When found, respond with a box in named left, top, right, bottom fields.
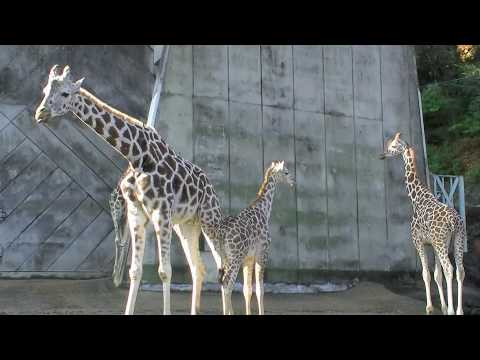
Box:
left=430, top=174, right=468, bottom=252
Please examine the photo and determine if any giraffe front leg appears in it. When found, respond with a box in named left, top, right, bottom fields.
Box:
left=416, top=244, right=433, bottom=315
left=221, top=262, right=241, bottom=315
left=124, top=200, right=148, bottom=315
left=255, top=262, right=265, bottom=315
left=434, top=255, right=448, bottom=315
left=242, top=258, right=254, bottom=315
left=151, top=209, right=173, bottom=315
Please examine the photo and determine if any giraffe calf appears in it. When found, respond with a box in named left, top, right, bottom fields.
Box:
left=216, top=161, right=295, bottom=315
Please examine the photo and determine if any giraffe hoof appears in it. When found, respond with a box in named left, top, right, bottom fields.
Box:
left=456, top=309, right=464, bottom=315
left=426, top=305, right=434, bottom=315
left=441, top=306, right=448, bottom=315
left=448, top=309, right=455, bottom=315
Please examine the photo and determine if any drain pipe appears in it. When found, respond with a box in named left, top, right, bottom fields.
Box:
left=147, top=45, right=170, bottom=129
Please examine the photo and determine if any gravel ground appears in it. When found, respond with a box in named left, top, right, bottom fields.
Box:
left=1, top=277, right=479, bottom=315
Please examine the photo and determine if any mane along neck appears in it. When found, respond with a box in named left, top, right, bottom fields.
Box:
left=250, top=166, right=277, bottom=212
left=78, top=88, right=146, bottom=128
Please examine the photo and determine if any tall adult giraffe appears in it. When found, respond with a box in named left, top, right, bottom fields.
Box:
left=34, top=65, right=225, bottom=315
left=380, top=132, right=465, bottom=315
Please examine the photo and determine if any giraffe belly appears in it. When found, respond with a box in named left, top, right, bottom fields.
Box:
left=171, top=206, right=198, bottom=225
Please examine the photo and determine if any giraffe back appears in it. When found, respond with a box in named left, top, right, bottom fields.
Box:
left=412, top=184, right=464, bottom=244
left=216, top=205, right=270, bottom=265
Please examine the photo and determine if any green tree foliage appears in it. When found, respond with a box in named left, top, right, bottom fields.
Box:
left=416, top=45, right=480, bottom=184
left=416, top=45, right=459, bottom=85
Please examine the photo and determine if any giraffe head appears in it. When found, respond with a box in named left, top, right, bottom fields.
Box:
left=379, top=132, right=409, bottom=160
left=270, top=160, right=295, bottom=187
left=35, top=65, right=84, bottom=123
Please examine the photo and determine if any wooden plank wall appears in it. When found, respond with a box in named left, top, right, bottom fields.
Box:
left=0, top=45, right=153, bottom=276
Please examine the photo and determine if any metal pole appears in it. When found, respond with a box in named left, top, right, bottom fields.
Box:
left=147, top=45, right=170, bottom=129
left=458, top=176, right=468, bottom=252
left=417, top=88, right=431, bottom=189
left=144, top=45, right=170, bottom=266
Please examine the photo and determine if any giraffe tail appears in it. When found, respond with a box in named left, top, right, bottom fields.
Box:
left=453, top=219, right=466, bottom=264
left=217, top=267, right=225, bottom=285
left=110, top=187, right=131, bottom=288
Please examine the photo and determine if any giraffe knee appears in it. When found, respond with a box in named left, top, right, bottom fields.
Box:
left=434, top=267, right=443, bottom=283
left=129, top=266, right=142, bottom=282
left=158, top=264, right=171, bottom=283
left=221, top=272, right=233, bottom=288
left=243, top=284, right=253, bottom=297
left=195, top=262, right=206, bottom=280
left=456, top=266, right=465, bottom=281
left=445, top=263, right=454, bottom=278
left=422, top=269, right=431, bottom=282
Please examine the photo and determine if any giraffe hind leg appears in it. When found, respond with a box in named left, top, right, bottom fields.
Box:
left=242, top=257, right=254, bottom=315
left=124, top=200, right=148, bottom=315
left=151, top=208, right=173, bottom=315
left=433, top=237, right=455, bottom=315
left=454, top=228, right=465, bottom=315
left=174, top=223, right=205, bottom=315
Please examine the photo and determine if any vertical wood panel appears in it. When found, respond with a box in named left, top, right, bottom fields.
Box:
left=19, top=197, right=101, bottom=271
left=0, top=153, right=57, bottom=216
left=0, top=183, right=86, bottom=271
left=0, top=168, right=71, bottom=251
left=0, top=140, right=40, bottom=192
left=48, top=211, right=113, bottom=271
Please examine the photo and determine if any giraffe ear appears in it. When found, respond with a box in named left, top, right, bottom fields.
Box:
left=394, top=132, right=401, bottom=141
left=73, top=78, right=85, bottom=91
left=62, top=65, right=72, bottom=80
left=409, top=147, right=415, bottom=158
left=49, top=64, right=61, bottom=80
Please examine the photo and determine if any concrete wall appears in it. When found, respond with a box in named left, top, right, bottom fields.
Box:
left=0, top=45, right=426, bottom=282
left=156, top=45, right=426, bottom=282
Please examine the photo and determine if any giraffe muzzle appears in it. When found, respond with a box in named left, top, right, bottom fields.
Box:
left=35, top=107, right=50, bottom=123
left=379, top=151, right=395, bottom=160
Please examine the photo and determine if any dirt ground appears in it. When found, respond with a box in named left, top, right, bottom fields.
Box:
left=0, top=277, right=479, bottom=315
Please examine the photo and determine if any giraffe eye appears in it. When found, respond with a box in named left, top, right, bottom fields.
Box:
left=61, top=92, right=69, bottom=98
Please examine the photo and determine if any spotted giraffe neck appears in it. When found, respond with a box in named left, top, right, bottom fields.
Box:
left=251, top=168, right=277, bottom=221
left=70, top=88, right=173, bottom=166
left=401, top=147, right=433, bottom=207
